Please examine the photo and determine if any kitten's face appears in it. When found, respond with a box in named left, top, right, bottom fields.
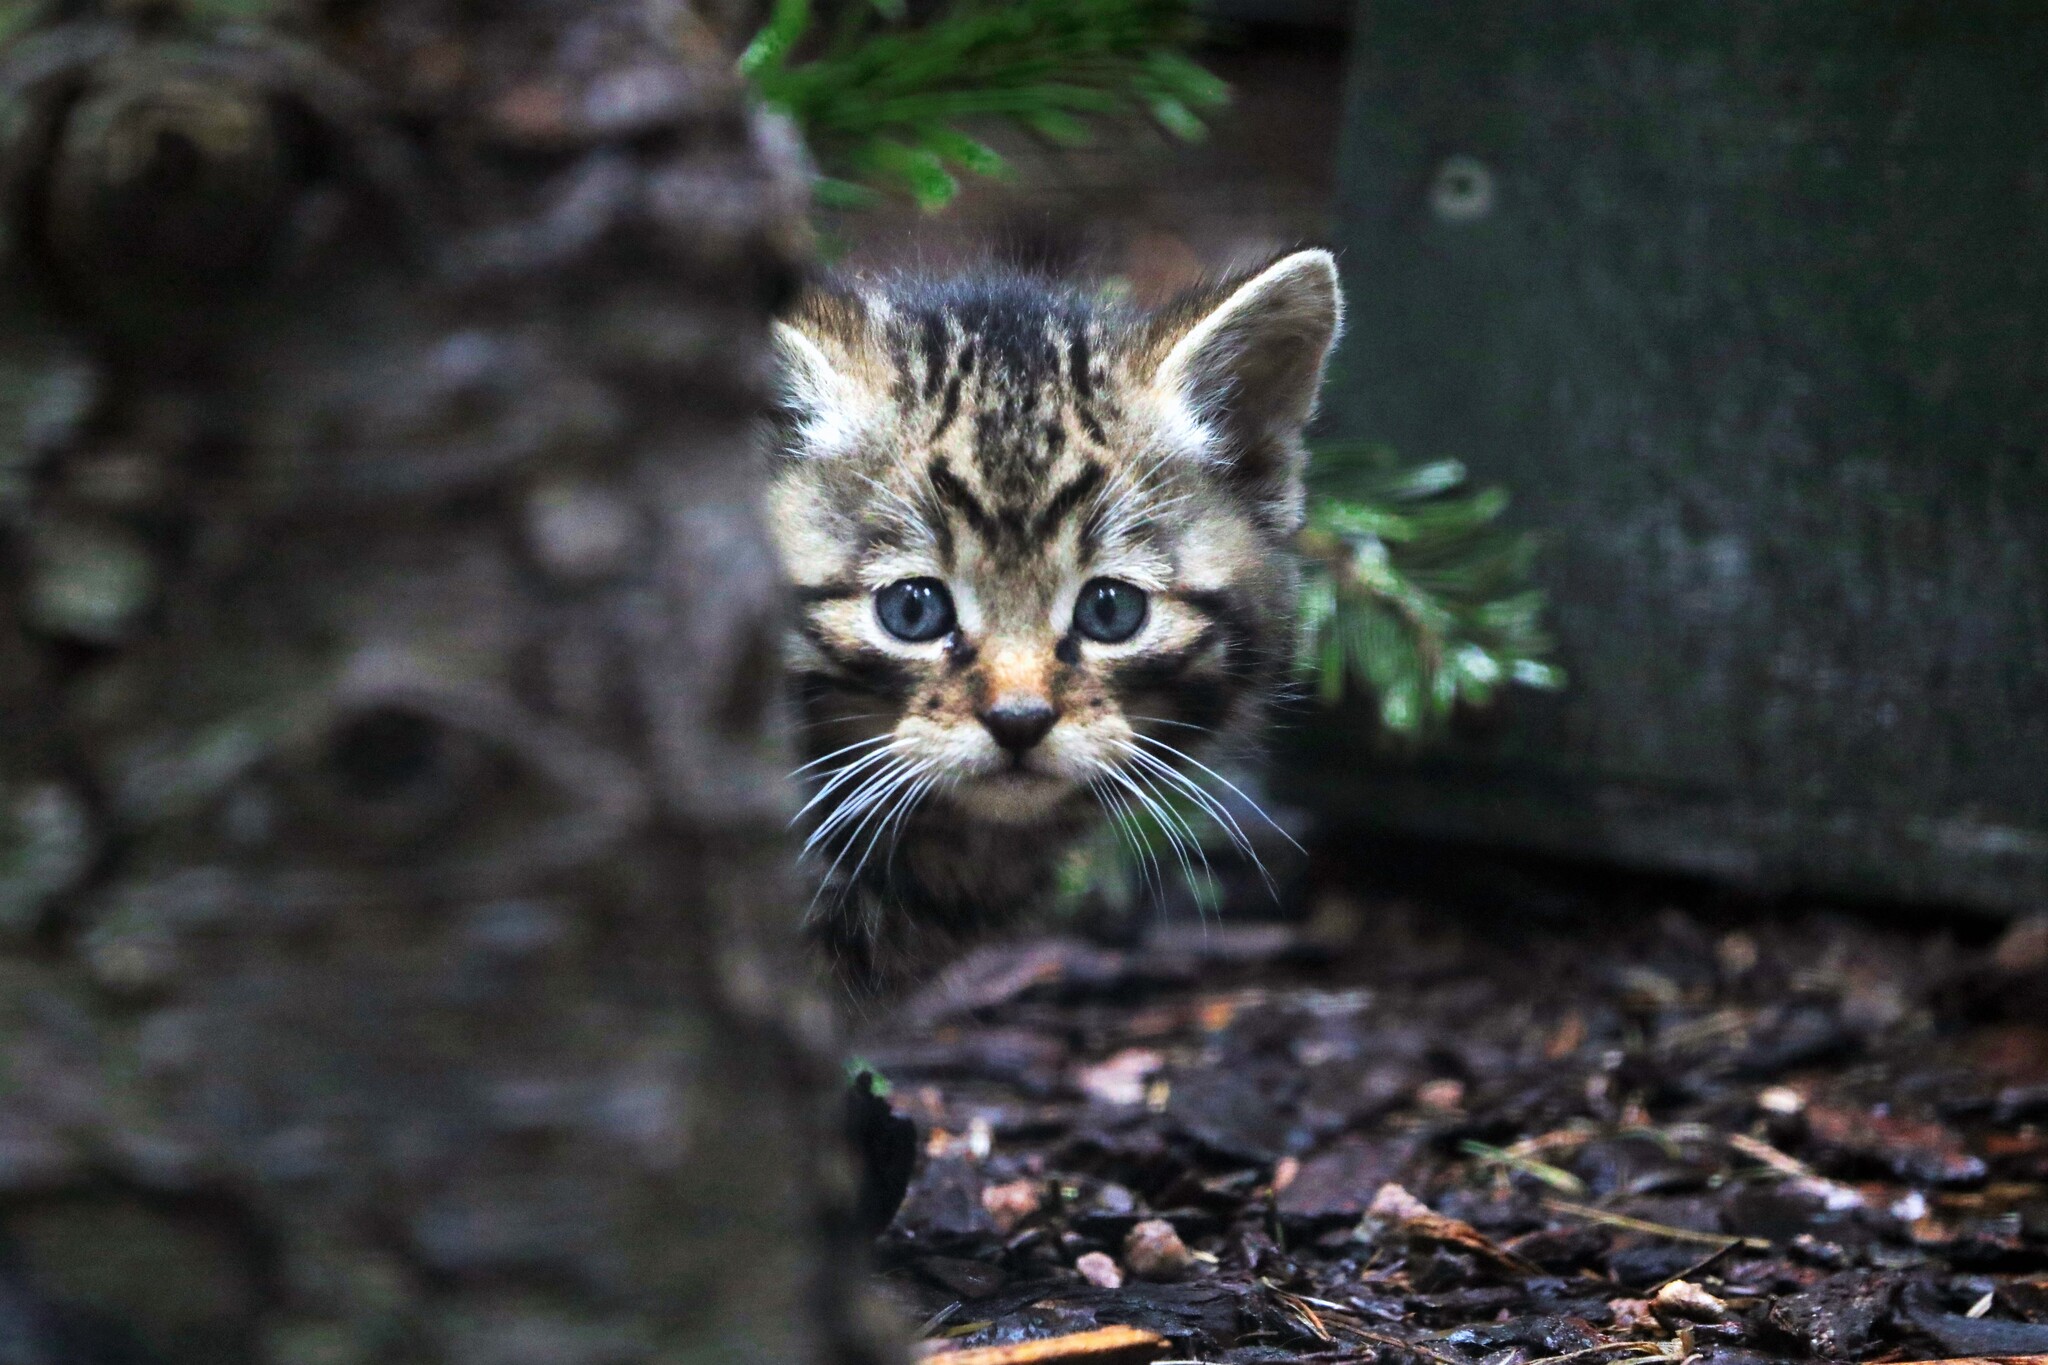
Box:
left=768, top=252, right=1341, bottom=835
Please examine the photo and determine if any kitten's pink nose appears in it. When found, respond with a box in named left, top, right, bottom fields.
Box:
left=979, top=698, right=1057, bottom=754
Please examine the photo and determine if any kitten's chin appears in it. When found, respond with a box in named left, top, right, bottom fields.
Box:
left=946, top=770, right=1081, bottom=825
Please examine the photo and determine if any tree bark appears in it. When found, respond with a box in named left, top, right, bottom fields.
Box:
left=0, top=3, right=876, bottom=1362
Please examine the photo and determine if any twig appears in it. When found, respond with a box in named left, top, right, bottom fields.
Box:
left=1647, top=1238, right=1741, bottom=1294
left=1543, top=1199, right=1770, bottom=1250
left=918, top=1301, right=965, bottom=1337
left=1519, top=1344, right=1669, bottom=1365
left=1267, top=1287, right=1335, bottom=1344
left=1342, top=1327, right=1464, bottom=1365
left=918, top=1325, right=1170, bottom=1364
left=1724, top=1131, right=1813, bottom=1178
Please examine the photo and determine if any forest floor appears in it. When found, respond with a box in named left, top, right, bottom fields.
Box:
left=860, top=845, right=2048, bottom=1365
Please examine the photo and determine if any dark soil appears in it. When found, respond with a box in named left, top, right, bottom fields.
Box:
left=860, top=849, right=2048, bottom=1363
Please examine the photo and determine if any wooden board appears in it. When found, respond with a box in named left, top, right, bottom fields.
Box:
left=1299, top=0, right=2048, bottom=914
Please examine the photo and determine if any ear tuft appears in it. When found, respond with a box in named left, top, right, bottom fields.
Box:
left=770, top=289, right=879, bottom=461
left=1149, top=249, right=1343, bottom=523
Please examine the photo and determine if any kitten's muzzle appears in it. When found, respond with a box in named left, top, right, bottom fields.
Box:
left=978, top=698, right=1057, bottom=755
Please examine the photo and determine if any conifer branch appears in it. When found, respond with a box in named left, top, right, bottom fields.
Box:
left=1298, top=439, right=1563, bottom=737
left=742, top=0, right=1227, bottom=210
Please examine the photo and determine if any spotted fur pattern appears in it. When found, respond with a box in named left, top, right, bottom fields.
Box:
left=767, top=251, right=1343, bottom=1000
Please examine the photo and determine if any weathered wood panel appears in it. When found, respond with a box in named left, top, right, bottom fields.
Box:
left=1302, top=0, right=2048, bottom=912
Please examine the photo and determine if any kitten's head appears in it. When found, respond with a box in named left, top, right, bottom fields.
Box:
left=767, top=251, right=1342, bottom=838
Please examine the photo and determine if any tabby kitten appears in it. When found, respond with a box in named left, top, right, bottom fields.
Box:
left=767, top=250, right=1343, bottom=1000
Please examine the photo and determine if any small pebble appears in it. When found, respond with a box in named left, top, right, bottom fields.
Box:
left=980, top=1179, right=1041, bottom=1234
left=1652, top=1279, right=1730, bottom=1324
left=1757, top=1084, right=1807, bottom=1116
left=1716, top=930, right=1760, bottom=976
left=1615, top=965, right=1684, bottom=1011
left=27, top=516, right=156, bottom=644
left=1416, top=1078, right=1465, bottom=1111
left=1992, top=914, right=2048, bottom=974
left=0, top=782, right=95, bottom=938
left=1075, top=1251, right=1122, bottom=1289
left=1122, top=1218, right=1193, bottom=1282
left=1091, top=1181, right=1137, bottom=1217
left=1367, top=1182, right=1432, bottom=1223
left=1074, top=1047, right=1163, bottom=1107
left=1607, top=1298, right=1658, bottom=1334
left=82, top=925, right=180, bottom=998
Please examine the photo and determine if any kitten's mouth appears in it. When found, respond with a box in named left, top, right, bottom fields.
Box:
left=978, top=763, right=1064, bottom=791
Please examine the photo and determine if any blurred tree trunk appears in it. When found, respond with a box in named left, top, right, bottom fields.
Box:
left=0, top=3, right=879, bottom=1363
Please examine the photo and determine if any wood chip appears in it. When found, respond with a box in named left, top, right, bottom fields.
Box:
left=919, top=1325, right=1171, bottom=1364
left=1367, top=1182, right=1540, bottom=1277
left=1725, top=1130, right=1813, bottom=1177
left=1651, top=1279, right=1730, bottom=1324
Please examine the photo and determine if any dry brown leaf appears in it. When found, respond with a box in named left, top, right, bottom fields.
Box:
left=1366, top=1182, right=1539, bottom=1277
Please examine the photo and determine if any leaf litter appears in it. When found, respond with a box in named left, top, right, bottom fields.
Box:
left=864, top=861, right=2048, bottom=1365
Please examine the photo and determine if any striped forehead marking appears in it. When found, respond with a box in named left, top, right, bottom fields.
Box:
left=925, top=456, right=1111, bottom=559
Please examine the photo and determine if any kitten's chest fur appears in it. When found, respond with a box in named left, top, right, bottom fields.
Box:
left=810, top=798, right=1094, bottom=1001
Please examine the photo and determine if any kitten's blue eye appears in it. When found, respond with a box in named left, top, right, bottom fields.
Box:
left=874, top=578, right=956, bottom=642
left=1073, top=578, right=1147, bottom=644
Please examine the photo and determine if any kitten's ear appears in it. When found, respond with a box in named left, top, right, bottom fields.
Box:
left=1149, top=249, right=1343, bottom=522
left=770, top=288, right=880, bottom=461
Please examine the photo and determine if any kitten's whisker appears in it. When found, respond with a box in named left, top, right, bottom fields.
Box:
left=810, top=759, right=930, bottom=900
left=1104, top=765, right=1210, bottom=910
left=799, top=741, right=895, bottom=800
left=1087, top=453, right=1184, bottom=547
left=789, top=731, right=893, bottom=778
left=1087, top=781, right=1144, bottom=898
left=804, top=756, right=918, bottom=851
left=1102, top=767, right=1193, bottom=894
left=1117, top=742, right=1279, bottom=899
left=1129, top=733, right=1305, bottom=854
left=840, top=766, right=936, bottom=900
left=882, top=772, right=939, bottom=857
left=809, top=759, right=919, bottom=852
left=1091, top=780, right=1163, bottom=906
left=1118, top=743, right=1259, bottom=863
left=1119, top=759, right=1214, bottom=893
left=1125, top=714, right=1212, bottom=733
left=884, top=768, right=957, bottom=887
left=792, top=711, right=890, bottom=734
left=793, top=744, right=898, bottom=821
